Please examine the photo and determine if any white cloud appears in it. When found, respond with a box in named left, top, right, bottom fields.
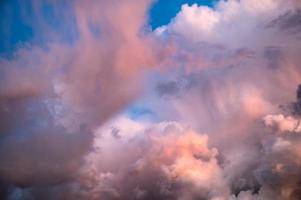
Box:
left=79, top=118, right=229, bottom=199
left=158, top=0, right=298, bottom=48
left=263, top=114, right=301, bottom=133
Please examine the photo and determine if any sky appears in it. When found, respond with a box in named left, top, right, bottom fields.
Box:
left=0, top=0, right=301, bottom=200
left=0, top=0, right=214, bottom=53
left=149, top=0, right=215, bottom=28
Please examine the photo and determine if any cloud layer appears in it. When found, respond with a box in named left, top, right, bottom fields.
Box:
left=1, top=0, right=301, bottom=199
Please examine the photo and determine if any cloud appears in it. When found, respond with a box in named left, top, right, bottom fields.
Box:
left=1, top=0, right=301, bottom=199
left=162, top=0, right=298, bottom=47
left=145, top=0, right=301, bottom=199
left=68, top=117, right=229, bottom=200
left=263, top=114, right=301, bottom=133
left=0, top=0, right=159, bottom=198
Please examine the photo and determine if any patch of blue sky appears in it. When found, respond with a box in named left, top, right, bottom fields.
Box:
left=125, top=105, right=156, bottom=121
left=0, top=0, right=78, bottom=57
left=149, top=0, right=216, bottom=29
left=0, top=0, right=34, bottom=55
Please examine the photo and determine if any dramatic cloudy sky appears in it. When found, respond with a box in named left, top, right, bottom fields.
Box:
left=0, top=0, right=301, bottom=199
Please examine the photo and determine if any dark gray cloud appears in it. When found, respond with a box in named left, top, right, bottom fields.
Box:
left=269, top=9, right=301, bottom=33
left=264, top=46, right=285, bottom=69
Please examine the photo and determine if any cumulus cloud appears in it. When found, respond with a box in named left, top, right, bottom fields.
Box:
left=163, top=0, right=299, bottom=47
left=146, top=0, right=301, bottom=199
left=67, top=118, right=229, bottom=200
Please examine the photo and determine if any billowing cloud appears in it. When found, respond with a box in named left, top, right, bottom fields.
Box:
left=57, top=118, right=229, bottom=200
left=148, top=0, right=301, bottom=199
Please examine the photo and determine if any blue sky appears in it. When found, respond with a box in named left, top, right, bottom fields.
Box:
left=0, top=0, right=77, bottom=55
left=0, top=0, right=214, bottom=55
left=0, top=0, right=33, bottom=54
left=149, top=0, right=215, bottom=29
